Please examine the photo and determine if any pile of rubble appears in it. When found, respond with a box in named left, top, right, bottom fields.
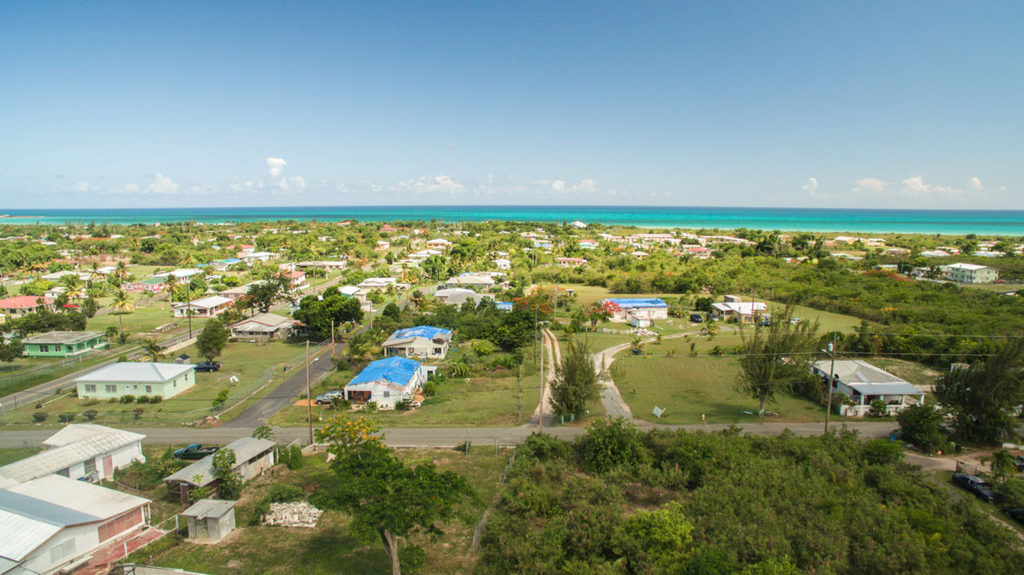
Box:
left=262, top=501, right=322, bottom=528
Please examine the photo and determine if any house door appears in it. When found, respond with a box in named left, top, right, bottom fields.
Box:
left=103, top=455, right=114, bottom=477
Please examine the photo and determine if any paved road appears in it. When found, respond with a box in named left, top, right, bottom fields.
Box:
left=0, top=420, right=899, bottom=449
left=222, top=343, right=336, bottom=428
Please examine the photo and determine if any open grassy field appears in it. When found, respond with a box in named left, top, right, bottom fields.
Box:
left=138, top=446, right=510, bottom=575
left=2, top=340, right=309, bottom=426
left=614, top=333, right=833, bottom=424
left=865, top=356, right=942, bottom=388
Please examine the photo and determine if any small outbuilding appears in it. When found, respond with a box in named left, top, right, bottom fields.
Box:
left=180, top=499, right=237, bottom=542
left=163, top=438, right=276, bottom=504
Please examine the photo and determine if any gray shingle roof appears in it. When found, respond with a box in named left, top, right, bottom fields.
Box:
left=164, top=438, right=275, bottom=487
left=0, top=425, right=144, bottom=485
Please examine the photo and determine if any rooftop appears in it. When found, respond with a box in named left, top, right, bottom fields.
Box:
left=20, top=331, right=104, bottom=345
left=347, top=356, right=422, bottom=389
left=164, top=438, right=275, bottom=487
left=605, top=298, right=669, bottom=308
left=75, top=362, right=194, bottom=384
left=384, top=326, right=452, bottom=345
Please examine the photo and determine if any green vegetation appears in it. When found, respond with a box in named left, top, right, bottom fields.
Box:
left=479, top=424, right=1024, bottom=574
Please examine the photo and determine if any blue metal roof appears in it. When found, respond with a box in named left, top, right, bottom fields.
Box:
left=495, top=301, right=513, bottom=311
left=606, top=298, right=668, bottom=308
left=347, top=356, right=422, bottom=388
left=0, top=489, right=99, bottom=526
left=389, top=326, right=451, bottom=340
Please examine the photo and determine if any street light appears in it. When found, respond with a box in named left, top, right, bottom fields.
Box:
left=822, top=331, right=837, bottom=435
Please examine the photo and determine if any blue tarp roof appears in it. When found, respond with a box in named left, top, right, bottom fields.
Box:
left=389, top=326, right=451, bottom=340
left=347, top=356, right=422, bottom=388
left=606, top=298, right=668, bottom=308
left=495, top=301, right=513, bottom=310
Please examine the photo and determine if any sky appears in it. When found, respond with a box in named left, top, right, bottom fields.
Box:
left=1, top=1, right=1022, bottom=210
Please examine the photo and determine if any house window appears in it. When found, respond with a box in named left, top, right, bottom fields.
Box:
left=84, top=458, right=96, bottom=476
left=106, top=384, right=117, bottom=393
left=146, top=385, right=152, bottom=393
left=383, top=391, right=390, bottom=398
left=39, top=344, right=49, bottom=353
left=54, top=344, right=62, bottom=352
left=85, top=384, right=97, bottom=393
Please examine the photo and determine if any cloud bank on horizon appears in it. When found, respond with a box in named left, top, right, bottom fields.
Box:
left=0, top=3, right=1020, bottom=210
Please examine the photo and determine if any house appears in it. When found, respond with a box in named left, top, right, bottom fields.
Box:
left=281, top=270, right=308, bottom=291
left=294, top=260, right=347, bottom=271
left=124, top=277, right=166, bottom=293
left=578, top=240, right=599, bottom=250
left=492, top=258, right=512, bottom=270
left=375, top=240, right=391, bottom=252
left=711, top=299, right=768, bottom=324
left=809, top=359, right=926, bottom=417
left=163, top=438, right=276, bottom=504
left=434, top=288, right=480, bottom=307
left=180, top=499, right=237, bottom=542
left=76, top=362, right=196, bottom=401
left=20, top=331, right=107, bottom=358
left=0, top=424, right=145, bottom=488
left=425, top=238, right=452, bottom=250
left=0, top=475, right=151, bottom=575
left=344, top=356, right=427, bottom=410
left=382, top=326, right=453, bottom=359
left=0, top=296, right=53, bottom=318
left=942, top=263, right=998, bottom=284
left=210, top=258, right=242, bottom=272
left=444, top=272, right=496, bottom=291
left=241, top=251, right=278, bottom=263
left=556, top=257, right=587, bottom=268
left=357, top=277, right=397, bottom=290
left=602, top=298, right=670, bottom=323
left=172, top=295, right=233, bottom=318
left=230, top=313, right=302, bottom=340
left=154, top=268, right=201, bottom=281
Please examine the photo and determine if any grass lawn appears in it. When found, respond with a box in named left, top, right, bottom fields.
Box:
left=615, top=333, right=832, bottom=424
left=139, top=446, right=510, bottom=575
left=864, top=356, right=942, bottom=388
left=961, top=283, right=1024, bottom=293
left=761, top=300, right=864, bottom=333
left=2, top=340, right=309, bottom=426
left=0, top=447, right=41, bottom=466
left=87, top=302, right=188, bottom=337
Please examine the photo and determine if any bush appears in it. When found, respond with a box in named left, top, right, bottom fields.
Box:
left=287, top=444, right=304, bottom=470
left=265, top=483, right=304, bottom=503
left=422, top=381, right=437, bottom=397
left=869, top=398, right=888, bottom=417
left=108, top=397, right=118, bottom=403
left=897, top=405, right=947, bottom=455
left=861, top=438, right=904, bottom=466
left=32, top=412, right=48, bottom=422
left=82, top=409, right=98, bottom=421
left=395, top=397, right=413, bottom=411
left=472, top=339, right=496, bottom=357
left=574, top=418, right=650, bottom=474
left=58, top=412, right=76, bottom=423
left=83, top=399, right=99, bottom=406
left=119, top=394, right=135, bottom=404
left=132, top=407, right=145, bottom=420
left=136, top=395, right=150, bottom=404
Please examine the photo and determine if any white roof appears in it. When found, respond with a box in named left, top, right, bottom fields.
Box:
left=181, top=498, right=236, bottom=520
left=176, top=295, right=232, bottom=309
left=810, top=359, right=922, bottom=396
left=164, top=438, right=275, bottom=487
left=75, top=362, right=194, bottom=384
left=338, top=285, right=361, bottom=297
left=0, top=425, right=144, bottom=485
left=712, top=302, right=767, bottom=315
left=0, top=507, right=62, bottom=562
left=945, top=262, right=989, bottom=271
left=7, top=475, right=148, bottom=519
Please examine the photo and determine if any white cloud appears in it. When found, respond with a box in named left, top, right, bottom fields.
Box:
left=802, top=177, right=819, bottom=195
left=266, top=157, right=287, bottom=177
left=572, top=179, right=597, bottom=194
left=393, top=175, right=465, bottom=196
left=551, top=179, right=566, bottom=192
left=145, top=173, right=179, bottom=195
left=71, top=181, right=91, bottom=193
left=968, top=176, right=983, bottom=191
left=277, top=175, right=307, bottom=192
left=851, top=178, right=887, bottom=195
left=899, top=176, right=966, bottom=200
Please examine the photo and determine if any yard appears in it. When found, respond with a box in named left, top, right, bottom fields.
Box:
left=1, top=340, right=310, bottom=426
left=0, top=447, right=40, bottom=466
left=134, top=446, right=510, bottom=575
left=613, top=333, right=833, bottom=424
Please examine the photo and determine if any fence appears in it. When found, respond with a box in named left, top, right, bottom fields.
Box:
left=471, top=447, right=518, bottom=552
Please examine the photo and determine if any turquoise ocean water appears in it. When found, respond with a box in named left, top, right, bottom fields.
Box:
left=2, top=206, right=1024, bottom=235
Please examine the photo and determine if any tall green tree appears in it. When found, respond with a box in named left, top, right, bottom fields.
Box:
left=549, top=337, right=600, bottom=420
left=935, top=339, right=1024, bottom=444
left=196, top=318, right=229, bottom=362
left=311, top=418, right=472, bottom=575
left=110, top=290, right=135, bottom=338
left=735, top=306, right=819, bottom=413
left=293, top=291, right=364, bottom=339
left=247, top=276, right=289, bottom=313
left=211, top=448, right=242, bottom=499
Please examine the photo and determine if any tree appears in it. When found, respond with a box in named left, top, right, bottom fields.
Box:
left=735, top=306, right=819, bottom=414
left=312, top=417, right=472, bottom=575
left=896, top=404, right=946, bottom=454
left=0, top=340, right=22, bottom=363
left=252, top=425, right=273, bottom=440
left=196, top=318, right=229, bottom=362
left=548, top=337, right=599, bottom=420
left=987, top=450, right=1016, bottom=483
left=422, top=254, right=446, bottom=280
left=293, top=291, right=364, bottom=339
left=110, top=290, right=135, bottom=338
left=935, top=339, right=1024, bottom=444
left=585, top=300, right=612, bottom=330
left=247, top=277, right=289, bottom=313
left=211, top=448, right=242, bottom=499
left=139, top=339, right=163, bottom=362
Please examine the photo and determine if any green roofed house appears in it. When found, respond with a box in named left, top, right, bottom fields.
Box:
left=76, top=362, right=196, bottom=400
left=21, top=331, right=108, bottom=358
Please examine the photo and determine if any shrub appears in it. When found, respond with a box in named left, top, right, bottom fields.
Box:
left=472, top=339, right=496, bottom=357
left=212, top=389, right=229, bottom=409
left=82, top=399, right=100, bottom=406
left=136, top=395, right=150, bottom=404
left=132, top=407, right=145, bottom=420
left=265, top=483, right=304, bottom=503
left=575, top=418, right=650, bottom=474
left=869, top=398, right=888, bottom=417
left=395, top=397, right=413, bottom=411
left=287, top=444, right=304, bottom=470
left=82, top=409, right=98, bottom=421
left=897, top=405, right=947, bottom=455
left=422, top=381, right=437, bottom=397
left=32, top=412, right=48, bottom=422
left=861, top=438, right=904, bottom=466
left=149, top=395, right=162, bottom=404
left=108, top=397, right=118, bottom=403
left=119, top=394, right=135, bottom=404
left=58, top=412, right=76, bottom=423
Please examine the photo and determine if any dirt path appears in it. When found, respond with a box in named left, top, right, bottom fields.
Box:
left=526, top=328, right=560, bottom=427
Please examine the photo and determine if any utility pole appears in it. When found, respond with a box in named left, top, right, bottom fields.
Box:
left=823, top=331, right=837, bottom=435
left=306, top=340, right=313, bottom=445
left=538, top=330, right=545, bottom=433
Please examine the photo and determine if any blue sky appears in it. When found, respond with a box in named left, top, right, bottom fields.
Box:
left=1, top=1, right=1021, bottom=209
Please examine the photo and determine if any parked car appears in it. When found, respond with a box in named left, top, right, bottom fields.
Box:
left=952, top=473, right=998, bottom=503
left=1002, top=507, right=1024, bottom=525
left=689, top=313, right=703, bottom=323
left=173, top=444, right=219, bottom=460
left=195, top=361, right=222, bottom=372
left=1011, top=454, right=1024, bottom=472
left=315, top=390, right=344, bottom=405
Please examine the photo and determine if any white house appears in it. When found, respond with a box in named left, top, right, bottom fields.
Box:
left=172, top=295, right=234, bottom=318
left=76, top=363, right=196, bottom=400
left=382, top=326, right=453, bottom=359
left=164, top=438, right=276, bottom=504
left=942, top=263, right=998, bottom=284
left=434, top=288, right=480, bottom=307
left=425, top=238, right=452, bottom=250
left=345, top=356, right=427, bottom=410
left=357, top=277, right=397, bottom=290
left=809, top=359, right=926, bottom=417
left=602, top=298, right=670, bottom=323
left=444, top=272, right=496, bottom=291
left=492, top=258, right=512, bottom=270
left=0, top=424, right=145, bottom=488
left=230, top=312, right=302, bottom=340
left=0, top=475, right=150, bottom=575
left=711, top=300, right=768, bottom=324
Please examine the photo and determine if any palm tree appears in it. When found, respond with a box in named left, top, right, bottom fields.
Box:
left=88, top=262, right=101, bottom=287
left=140, top=338, right=162, bottom=361
left=110, top=290, right=135, bottom=340
left=163, top=274, right=179, bottom=302
left=114, top=261, right=129, bottom=287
